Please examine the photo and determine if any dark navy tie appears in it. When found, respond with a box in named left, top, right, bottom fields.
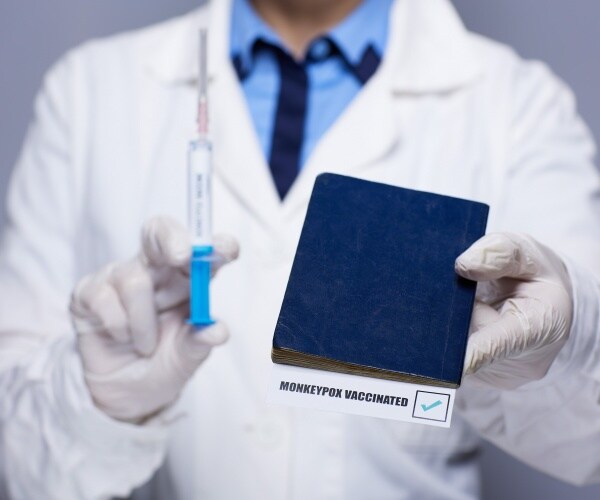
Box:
left=233, top=39, right=382, bottom=200
left=269, top=49, right=308, bottom=200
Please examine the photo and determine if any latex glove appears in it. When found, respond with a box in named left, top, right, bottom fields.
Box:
left=70, top=216, right=239, bottom=423
left=455, top=233, right=572, bottom=390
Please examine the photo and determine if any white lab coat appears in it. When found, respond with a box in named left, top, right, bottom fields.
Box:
left=1, top=0, right=600, bottom=498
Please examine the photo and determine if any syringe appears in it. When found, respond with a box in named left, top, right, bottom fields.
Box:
left=188, top=29, right=214, bottom=326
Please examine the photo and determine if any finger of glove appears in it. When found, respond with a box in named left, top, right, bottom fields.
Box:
left=463, top=297, right=549, bottom=375
left=154, top=269, right=190, bottom=312
left=71, top=275, right=130, bottom=344
left=111, top=260, right=159, bottom=356
left=174, top=321, right=229, bottom=375
left=455, top=233, right=539, bottom=282
left=141, top=216, right=190, bottom=271
left=211, top=234, right=240, bottom=277
left=152, top=233, right=239, bottom=311
left=177, top=233, right=240, bottom=279
left=469, top=301, right=501, bottom=334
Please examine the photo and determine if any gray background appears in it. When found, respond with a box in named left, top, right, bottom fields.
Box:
left=0, top=1, right=599, bottom=498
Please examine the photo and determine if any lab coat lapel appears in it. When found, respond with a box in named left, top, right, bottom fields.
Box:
left=281, top=72, right=400, bottom=220
left=207, top=0, right=283, bottom=231
left=211, top=66, right=284, bottom=231
left=281, top=0, right=482, bottom=219
left=143, top=0, right=284, bottom=233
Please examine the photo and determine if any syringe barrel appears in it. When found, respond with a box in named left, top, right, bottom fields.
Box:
left=188, top=139, right=213, bottom=247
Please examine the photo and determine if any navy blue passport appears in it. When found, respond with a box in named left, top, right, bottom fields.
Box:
left=272, top=174, right=489, bottom=388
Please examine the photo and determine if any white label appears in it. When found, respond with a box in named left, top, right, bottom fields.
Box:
left=267, top=364, right=455, bottom=428
left=188, top=145, right=212, bottom=247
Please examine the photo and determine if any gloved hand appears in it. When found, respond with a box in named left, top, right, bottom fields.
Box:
left=455, top=232, right=572, bottom=390
left=70, top=216, right=239, bottom=423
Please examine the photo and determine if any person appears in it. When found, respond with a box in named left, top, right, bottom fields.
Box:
left=1, top=0, right=599, bottom=498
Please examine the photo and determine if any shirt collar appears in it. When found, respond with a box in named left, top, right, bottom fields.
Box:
left=328, top=0, right=393, bottom=67
left=230, top=0, right=393, bottom=74
left=230, top=0, right=281, bottom=75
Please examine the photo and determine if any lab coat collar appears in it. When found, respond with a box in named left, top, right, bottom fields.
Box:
left=387, top=0, right=482, bottom=93
left=142, top=0, right=231, bottom=86
left=142, top=0, right=482, bottom=94
left=141, top=0, right=483, bottom=230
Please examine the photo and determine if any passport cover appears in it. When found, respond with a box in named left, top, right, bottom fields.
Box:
left=272, top=173, right=489, bottom=388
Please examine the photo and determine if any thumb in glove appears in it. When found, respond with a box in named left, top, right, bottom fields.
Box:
left=455, top=232, right=572, bottom=389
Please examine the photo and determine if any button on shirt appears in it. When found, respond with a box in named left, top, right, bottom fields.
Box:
left=230, top=0, right=394, bottom=197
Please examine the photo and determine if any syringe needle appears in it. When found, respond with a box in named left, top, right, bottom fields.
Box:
left=197, top=29, right=209, bottom=139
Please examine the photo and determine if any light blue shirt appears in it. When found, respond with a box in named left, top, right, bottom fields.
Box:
left=230, top=0, right=394, bottom=169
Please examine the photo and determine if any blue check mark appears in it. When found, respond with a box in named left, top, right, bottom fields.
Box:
left=421, top=400, right=443, bottom=412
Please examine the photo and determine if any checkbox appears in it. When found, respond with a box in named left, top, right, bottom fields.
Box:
left=412, top=391, right=450, bottom=422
